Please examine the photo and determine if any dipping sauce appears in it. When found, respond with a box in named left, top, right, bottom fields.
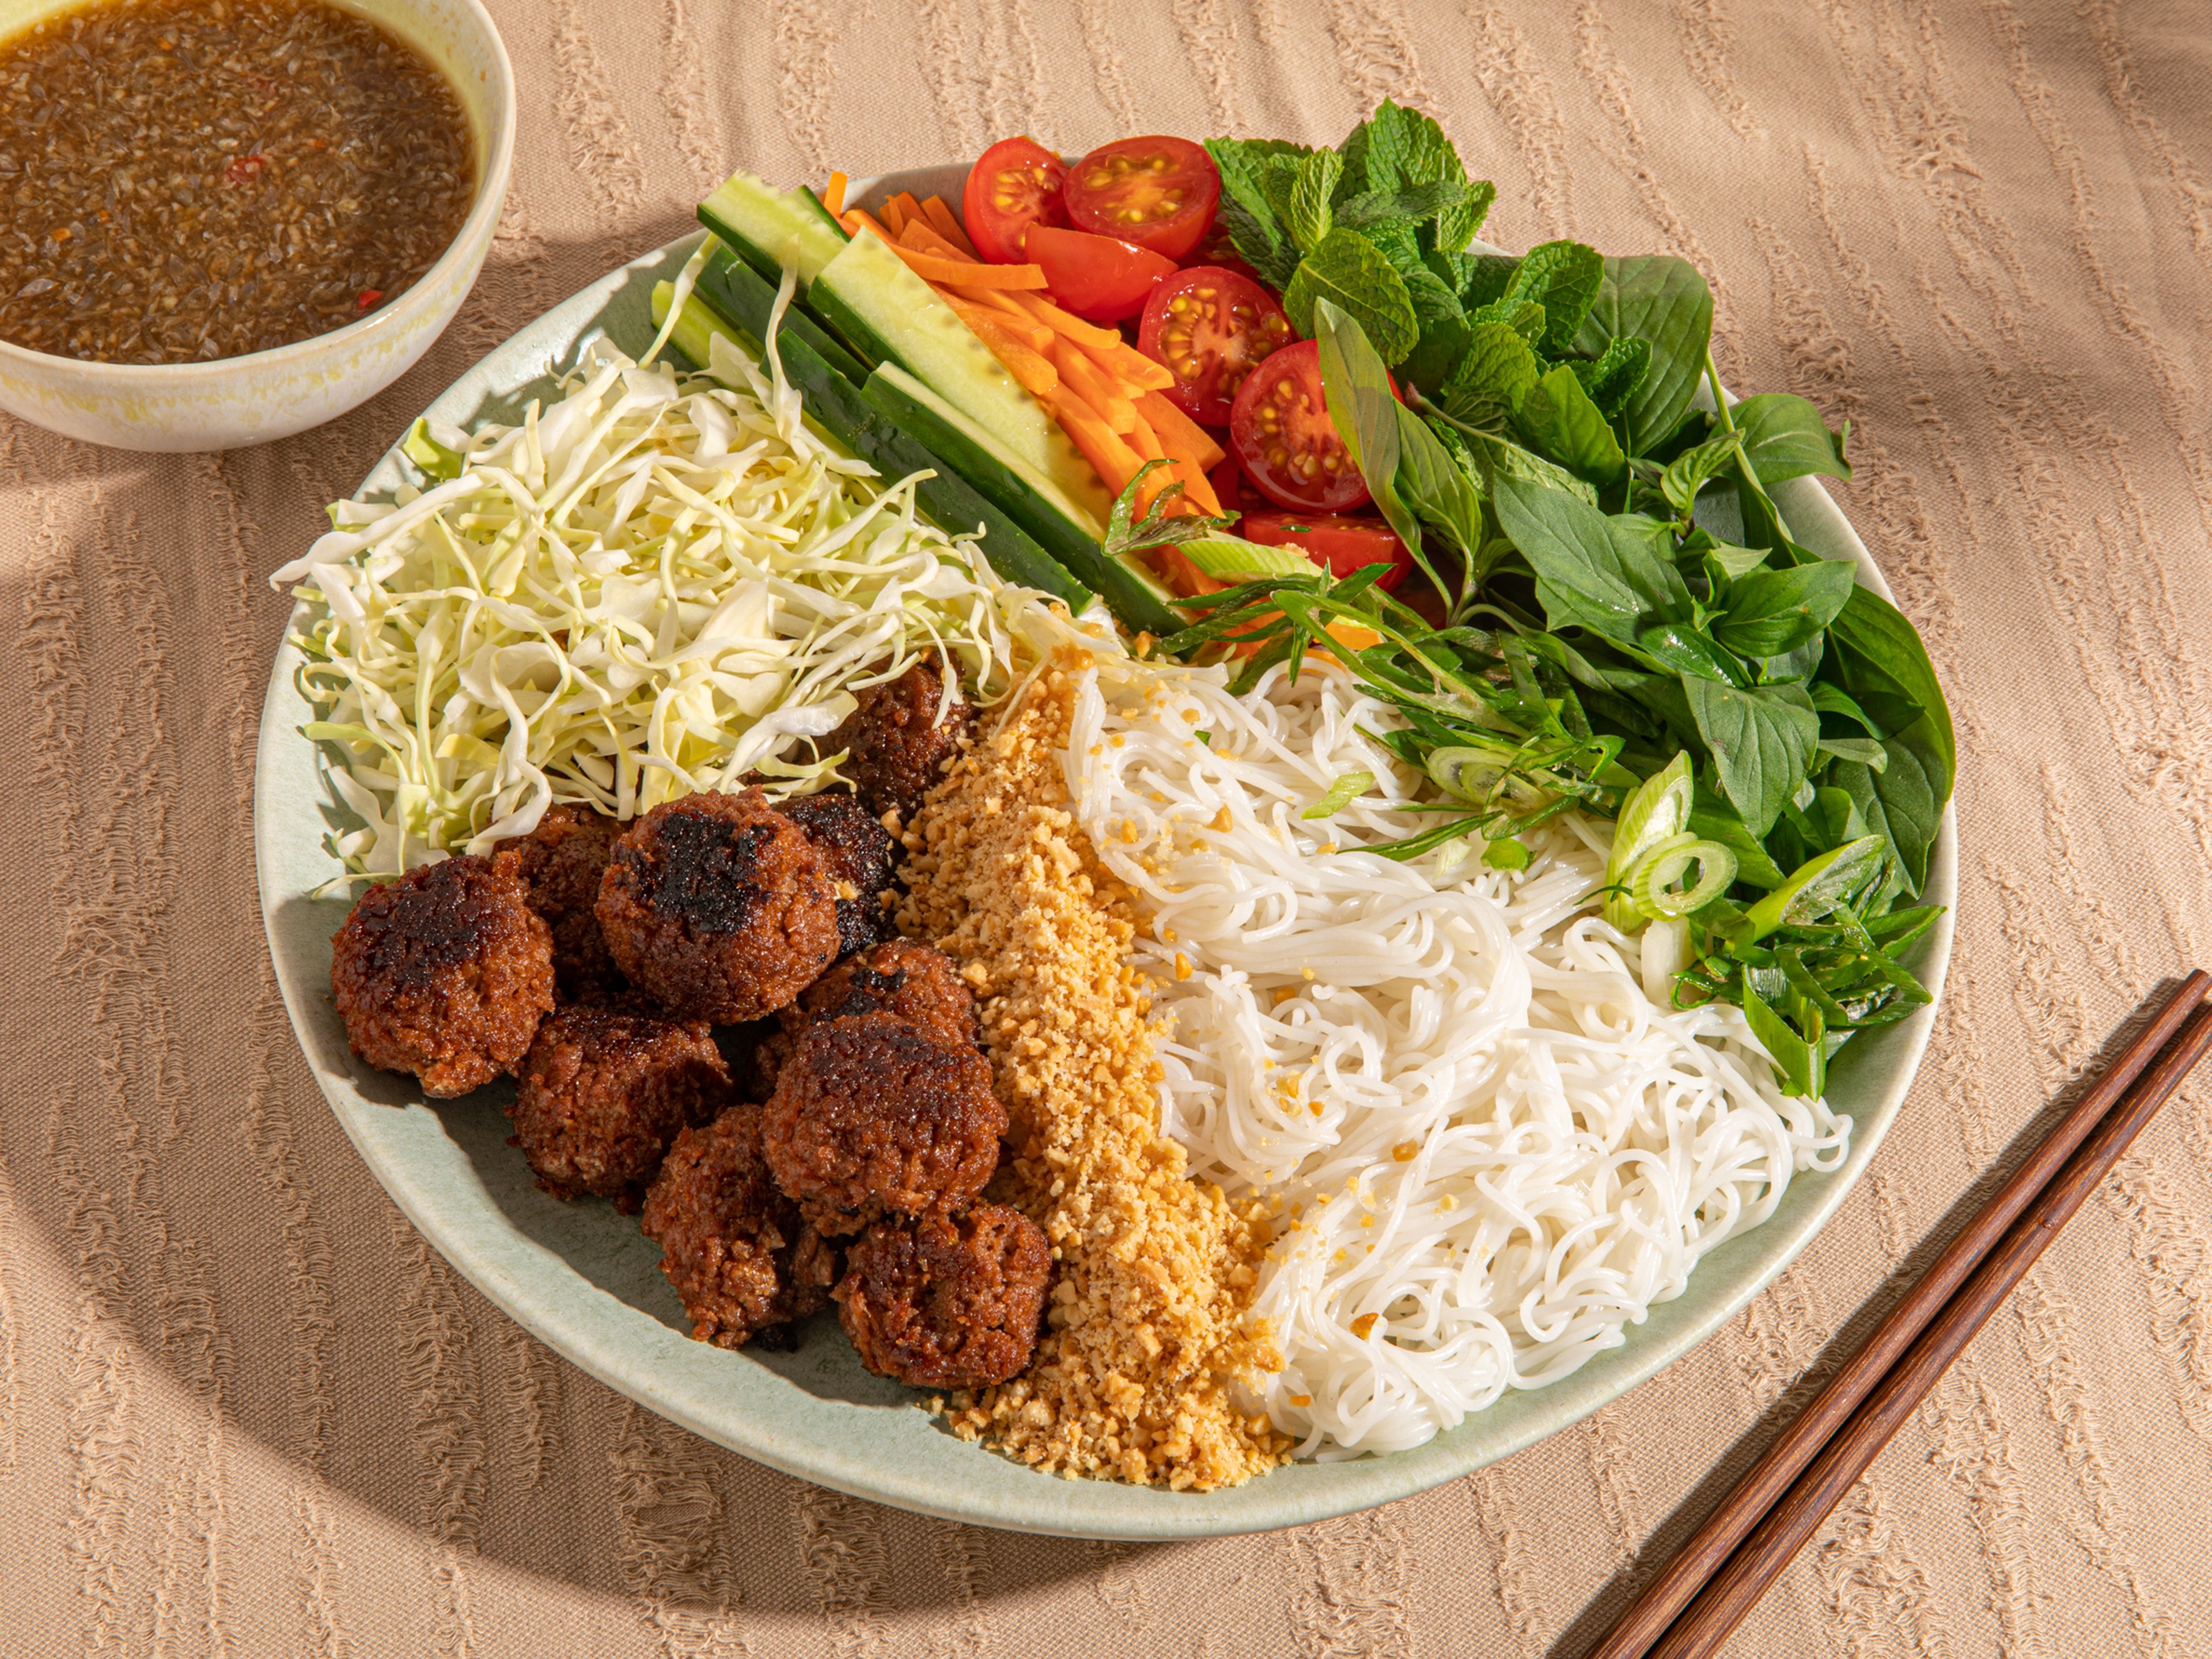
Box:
left=0, top=0, right=475, bottom=365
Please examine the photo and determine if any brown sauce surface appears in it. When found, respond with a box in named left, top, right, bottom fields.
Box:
left=0, top=0, right=475, bottom=364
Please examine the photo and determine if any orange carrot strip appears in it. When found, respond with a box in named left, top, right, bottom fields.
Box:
left=1091, top=339, right=1176, bottom=393
left=920, top=195, right=978, bottom=257
left=1056, top=339, right=1139, bottom=433
left=888, top=191, right=926, bottom=235
left=883, top=243, right=1047, bottom=287
left=1005, top=291, right=1126, bottom=352
left=1171, top=455, right=1225, bottom=516
left=1125, top=413, right=1164, bottom=461
left=820, top=172, right=849, bottom=215
left=880, top=195, right=911, bottom=236
left=941, top=294, right=1059, bottom=396
left=1134, top=391, right=1225, bottom=470
left=898, top=218, right=964, bottom=257
left=840, top=207, right=896, bottom=245
left=944, top=285, right=1053, bottom=349
left=1052, top=393, right=1144, bottom=495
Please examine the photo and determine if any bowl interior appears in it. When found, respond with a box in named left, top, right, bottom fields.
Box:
left=254, top=200, right=1955, bottom=1539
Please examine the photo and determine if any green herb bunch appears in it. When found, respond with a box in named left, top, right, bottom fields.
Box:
left=1149, top=110, right=1955, bottom=1090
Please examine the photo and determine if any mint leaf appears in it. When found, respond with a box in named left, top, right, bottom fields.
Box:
left=1502, top=240, right=1605, bottom=357
left=1468, top=296, right=1546, bottom=346
left=1570, top=336, right=1650, bottom=421
left=1462, top=253, right=1520, bottom=310
left=1512, top=364, right=1627, bottom=486
left=1574, top=255, right=1715, bottom=457
left=1284, top=230, right=1419, bottom=363
left=1730, top=392, right=1852, bottom=484
left=1438, top=319, right=1541, bottom=431
left=1256, top=155, right=1304, bottom=240
left=1288, top=149, right=1342, bottom=254
left=1335, top=177, right=1478, bottom=236
left=1217, top=197, right=1302, bottom=290
left=1397, top=265, right=1471, bottom=393
left=1436, top=180, right=1495, bottom=257
left=1683, top=677, right=1820, bottom=835
left=1204, top=137, right=1309, bottom=290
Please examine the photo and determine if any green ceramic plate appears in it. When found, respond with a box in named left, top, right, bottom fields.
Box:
left=254, top=168, right=1953, bottom=1539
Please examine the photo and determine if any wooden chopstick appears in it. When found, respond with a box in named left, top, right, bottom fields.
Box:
left=1642, top=997, right=2212, bottom=1658
left=1588, top=969, right=2212, bottom=1659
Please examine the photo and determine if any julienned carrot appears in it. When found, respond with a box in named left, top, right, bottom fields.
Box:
left=898, top=218, right=968, bottom=260
left=1134, top=391, right=1224, bottom=470
left=919, top=195, right=977, bottom=258
left=888, top=191, right=926, bottom=234
left=1005, top=291, right=1124, bottom=353
left=1052, top=393, right=1143, bottom=495
left=888, top=244, right=1048, bottom=288
left=821, top=172, right=848, bottom=215
left=945, top=285, right=1053, bottom=349
left=1094, top=340, right=1175, bottom=393
left=940, top=294, right=1059, bottom=397
left=880, top=195, right=910, bottom=236
left=1056, top=340, right=1139, bottom=433
left=840, top=208, right=895, bottom=245
left=1169, top=456, right=1224, bottom=516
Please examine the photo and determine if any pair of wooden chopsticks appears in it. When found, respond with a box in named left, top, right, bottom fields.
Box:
left=1584, top=969, right=2212, bottom=1659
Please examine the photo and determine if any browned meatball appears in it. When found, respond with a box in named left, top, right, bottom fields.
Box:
left=779, top=940, right=979, bottom=1052
left=509, top=1002, right=736, bottom=1208
left=642, top=1103, right=838, bottom=1348
left=596, top=789, right=840, bottom=1023
left=822, top=661, right=971, bottom=819
left=778, top=791, right=897, bottom=955
left=834, top=1206, right=1051, bottom=1389
left=329, top=856, right=553, bottom=1097
left=493, top=804, right=626, bottom=999
left=760, top=1013, right=1006, bottom=1236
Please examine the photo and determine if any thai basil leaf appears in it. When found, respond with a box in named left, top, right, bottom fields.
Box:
left=1459, top=427, right=1600, bottom=506
left=1283, top=229, right=1419, bottom=364
left=1571, top=336, right=1652, bottom=421
left=1660, top=434, right=1744, bottom=517
left=1513, top=364, right=1628, bottom=486
left=1635, top=622, right=1740, bottom=684
left=1731, top=392, right=1852, bottom=484
left=1871, top=713, right=1944, bottom=895
left=1312, top=298, right=1426, bottom=569
left=1816, top=734, right=1888, bottom=770
left=1491, top=476, right=1691, bottom=644
left=1682, top=676, right=1820, bottom=835
left=1710, top=558, right=1857, bottom=658
left=1688, top=785, right=1786, bottom=887
left=1810, top=679, right=1883, bottom=738
left=1573, top=255, right=1715, bottom=457
left=1394, top=403, right=1486, bottom=560
left=1825, top=584, right=1955, bottom=796
left=1502, top=240, right=1606, bottom=357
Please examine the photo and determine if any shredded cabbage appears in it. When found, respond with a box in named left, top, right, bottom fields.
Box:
left=272, top=320, right=1016, bottom=876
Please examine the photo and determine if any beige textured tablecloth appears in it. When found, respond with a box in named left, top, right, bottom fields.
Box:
left=6, top=0, right=2212, bottom=1651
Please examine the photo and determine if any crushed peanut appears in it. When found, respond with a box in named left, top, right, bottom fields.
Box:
left=899, top=655, right=1289, bottom=1490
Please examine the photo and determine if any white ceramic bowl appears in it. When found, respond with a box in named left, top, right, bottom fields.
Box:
left=0, top=0, right=513, bottom=452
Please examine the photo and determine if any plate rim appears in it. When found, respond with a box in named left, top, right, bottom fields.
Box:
left=253, top=183, right=1956, bottom=1539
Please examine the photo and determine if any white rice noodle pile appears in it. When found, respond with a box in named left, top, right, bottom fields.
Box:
left=1062, top=650, right=1851, bottom=1459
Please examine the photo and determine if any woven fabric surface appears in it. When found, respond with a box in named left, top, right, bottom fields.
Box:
left=6, top=0, right=2212, bottom=1652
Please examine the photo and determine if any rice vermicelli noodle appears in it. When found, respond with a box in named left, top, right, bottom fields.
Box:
left=1062, top=647, right=1852, bottom=1458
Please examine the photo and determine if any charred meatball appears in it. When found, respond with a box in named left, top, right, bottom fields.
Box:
left=778, top=791, right=897, bottom=955
left=330, top=856, right=553, bottom=1097
left=823, top=661, right=971, bottom=819
left=509, top=1002, right=736, bottom=1207
left=835, top=1206, right=1051, bottom=1389
left=493, top=804, right=626, bottom=998
left=760, top=1013, right=1006, bottom=1236
left=780, top=940, right=979, bottom=1052
left=596, top=789, right=840, bottom=1023
left=643, top=1104, right=838, bottom=1348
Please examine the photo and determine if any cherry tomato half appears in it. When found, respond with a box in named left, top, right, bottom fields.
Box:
left=962, top=137, right=1069, bottom=264
left=1239, top=509, right=1412, bottom=591
left=1063, top=135, right=1221, bottom=261
left=1138, top=267, right=1294, bottom=428
left=1228, top=339, right=1372, bottom=513
left=1024, top=222, right=1176, bottom=323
